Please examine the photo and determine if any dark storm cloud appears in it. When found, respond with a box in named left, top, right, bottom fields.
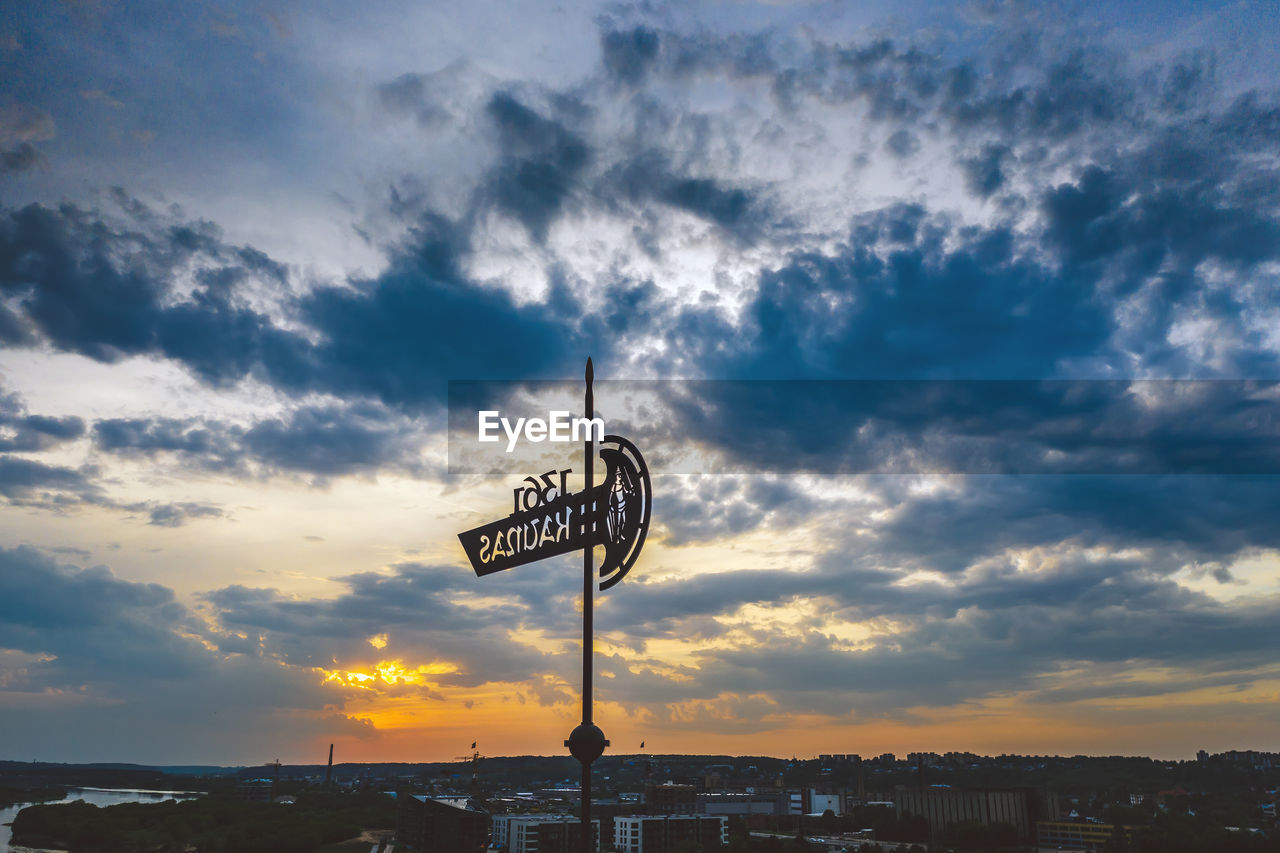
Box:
left=961, top=143, right=1010, bottom=197
left=0, top=546, right=206, bottom=686
left=600, top=153, right=767, bottom=241
left=1042, top=162, right=1280, bottom=281
left=479, top=92, right=592, bottom=241
left=0, top=302, right=35, bottom=344
left=1214, top=90, right=1280, bottom=154
left=573, top=23, right=1280, bottom=377
left=0, top=201, right=286, bottom=381
left=7, top=24, right=1272, bottom=410
left=0, top=197, right=591, bottom=409
left=4, top=17, right=1277, bottom=406
left=660, top=29, right=1126, bottom=148
left=575, top=25, right=1280, bottom=469
left=145, top=501, right=224, bottom=527
left=601, top=27, right=661, bottom=85
left=871, top=474, right=1280, bottom=571
left=652, top=379, right=1280, bottom=475
left=240, top=404, right=427, bottom=477
left=653, top=29, right=778, bottom=82
left=697, top=214, right=1112, bottom=379
left=940, top=48, right=1131, bottom=141
left=0, top=453, right=226, bottom=527
left=619, top=49, right=1280, bottom=453
left=0, top=546, right=369, bottom=761
left=285, top=215, right=582, bottom=406
left=657, top=474, right=819, bottom=546
left=383, top=77, right=773, bottom=244
left=641, top=469, right=1280, bottom=620
left=0, top=455, right=102, bottom=505
left=885, top=128, right=920, bottom=158
left=94, top=417, right=236, bottom=462
left=377, top=65, right=469, bottom=128
left=449, top=375, right=1280, bottom=485
left=759, top=130, right=1273, bottom=378
left=0, top=390, right=233, bottom=524
left=0, top=388, right=85, bottom=451
left=94, top=401, right=438, bottom=480
left=0, top=142, right=46, bottom=175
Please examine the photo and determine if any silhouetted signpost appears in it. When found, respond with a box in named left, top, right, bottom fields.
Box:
left=458, top=358, right=651, bottom=853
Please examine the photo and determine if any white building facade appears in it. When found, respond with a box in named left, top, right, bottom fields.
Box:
left=493, top=814, right=600, bottom=853
left=613, top=814, right=728, bottom=853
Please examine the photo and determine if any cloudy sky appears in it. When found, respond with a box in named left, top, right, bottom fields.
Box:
left=2, top=0, right=1279, bottom=766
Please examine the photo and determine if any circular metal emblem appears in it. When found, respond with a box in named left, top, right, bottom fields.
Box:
left=597, top=434, right=651, bottom=590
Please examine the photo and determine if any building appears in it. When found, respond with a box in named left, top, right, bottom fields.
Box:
left=591, top=800, right=642, bottom=846
left=493, top=814, right=600, bottom=853
left=698, top=791, right=786, bottom=817
left=644, top=783, right=698, bottom=815
left=809, top=791, right=841, bottom=816
left=614, top=814, right=728, bottom=853
left=672, top=775, right=706, bottom=790
left=396, top=795, right=488, bottom=853
left=895, top=786, right=1059, bottom=844
left=770, top=788, right=844, bottom=816
left=1036, top=820, right=1142, bottom=851
left=237, top=779, right=273, bottom=802
left=1218, top=750, right=1278, bottom=769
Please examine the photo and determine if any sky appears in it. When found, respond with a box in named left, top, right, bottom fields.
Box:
left=1, top=0, right=1279, bottom=767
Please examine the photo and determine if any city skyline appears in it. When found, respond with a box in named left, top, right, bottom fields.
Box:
left=2, top=0, right=1279, bottom=766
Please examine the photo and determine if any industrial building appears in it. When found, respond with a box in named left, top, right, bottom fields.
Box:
left=894, top=786, right=1060, bottom=844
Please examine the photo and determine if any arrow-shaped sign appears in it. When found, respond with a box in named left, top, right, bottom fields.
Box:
left=457, top=434, right=650, bottom=588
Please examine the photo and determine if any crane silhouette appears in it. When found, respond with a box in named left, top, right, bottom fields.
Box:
left=453, top=742, right=486, bottom=793
left=264, top=759, right=282, bottom=797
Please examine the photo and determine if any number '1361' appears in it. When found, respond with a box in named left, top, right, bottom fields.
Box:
left=513, top=469, right=572, bottom=514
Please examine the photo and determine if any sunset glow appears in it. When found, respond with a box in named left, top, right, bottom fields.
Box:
left=1, top=0, right=1278, bottom=769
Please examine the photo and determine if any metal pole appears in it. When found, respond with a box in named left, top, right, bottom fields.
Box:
left=582, top=357, right=593, bottom=853
left=583, top=355, right=594, bottom=728
left=566, top=357, right=605, bottom=853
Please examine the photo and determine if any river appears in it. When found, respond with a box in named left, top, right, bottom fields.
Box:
left=0, top=787, right=202, bottom=852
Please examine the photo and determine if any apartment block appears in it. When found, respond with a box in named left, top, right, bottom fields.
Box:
left=614, top=814, right=728, bottom=853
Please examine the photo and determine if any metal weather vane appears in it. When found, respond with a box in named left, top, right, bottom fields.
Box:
left=457, top=357, right=651, bottom=852
left=457, top=433, right=650, bottom=586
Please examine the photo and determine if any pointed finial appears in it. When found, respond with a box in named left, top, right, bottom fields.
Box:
left=586, top=356, right=593, bottom=384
